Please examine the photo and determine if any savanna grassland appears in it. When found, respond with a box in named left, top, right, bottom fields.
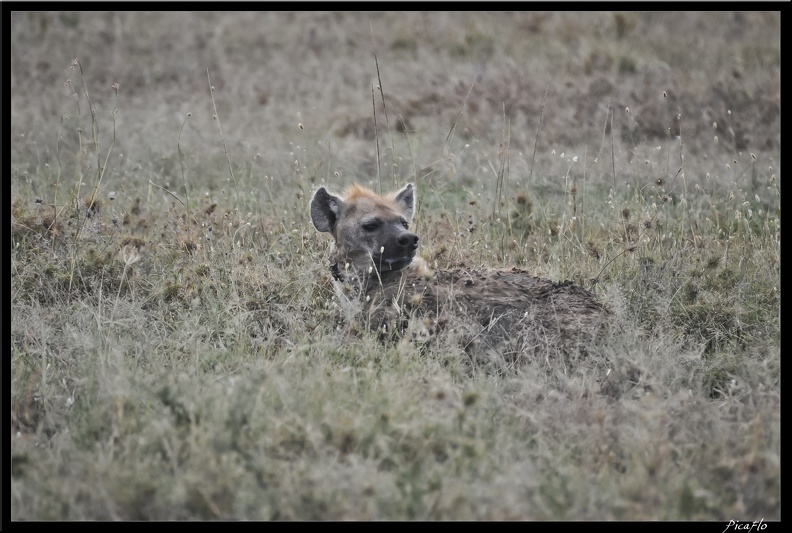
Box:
left=9, top=11, right=780, bottom=520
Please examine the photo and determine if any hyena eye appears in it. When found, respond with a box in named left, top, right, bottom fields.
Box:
left=401, top=220, right=410, bottom=229
left=362, top=222, right=378, bottom=232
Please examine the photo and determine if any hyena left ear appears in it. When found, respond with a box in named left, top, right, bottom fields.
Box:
left=392, top=183, right=416, bottom=222
left=310, top=187, right=344, bottom=233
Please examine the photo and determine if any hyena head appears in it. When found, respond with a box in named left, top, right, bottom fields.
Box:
left=310, top=183, right=419, bottom=279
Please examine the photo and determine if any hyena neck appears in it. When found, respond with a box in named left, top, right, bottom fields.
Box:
left=329, top=256, right=431, bottom=288
left=330, top=261, right=344, bottom=281
left=329, top=261, right=405, bottom=286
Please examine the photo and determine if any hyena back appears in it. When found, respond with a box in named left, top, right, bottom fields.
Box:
left=311, top=183, right=610, bottom=367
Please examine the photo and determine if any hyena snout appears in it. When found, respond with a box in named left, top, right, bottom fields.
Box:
left=378, top=228, right=419, bottom=271
left=396, top=231, right=419, bottom=251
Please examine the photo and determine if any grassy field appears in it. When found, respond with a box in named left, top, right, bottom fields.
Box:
left=10, top=11, right=780, bottom=520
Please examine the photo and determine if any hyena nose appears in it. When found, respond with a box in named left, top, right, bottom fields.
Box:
left=398, top=232, right=419, bottom=250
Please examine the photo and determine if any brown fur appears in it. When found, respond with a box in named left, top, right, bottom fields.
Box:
left=311, top=183, right=610, bottom=368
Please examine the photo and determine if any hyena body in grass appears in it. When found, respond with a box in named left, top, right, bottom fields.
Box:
left=311, top=183, right=610, bottom=370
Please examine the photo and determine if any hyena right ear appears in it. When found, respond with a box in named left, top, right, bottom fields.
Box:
left=392, top=183, right=416, bottom=222
left=310, top=186, right=344, bottom=233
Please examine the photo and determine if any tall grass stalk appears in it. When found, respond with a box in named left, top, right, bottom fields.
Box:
left=207, top=68, right=238, bottom=195
left=528, top=86, right=547, bottom=188
left=65, top=60, right=117, bottom=294
left=177, top=112, right=193, bottom=223
left=371, top=82, right=382, bottom=195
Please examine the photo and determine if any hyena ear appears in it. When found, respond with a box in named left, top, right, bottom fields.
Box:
left=392, top=183, right=416, bottom=222
left=310, top=187, right=344, bottom=233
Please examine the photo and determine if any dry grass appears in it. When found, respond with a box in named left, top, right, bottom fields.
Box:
left=10, top=11, right=780, bottom=520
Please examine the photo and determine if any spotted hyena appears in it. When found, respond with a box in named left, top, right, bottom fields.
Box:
left=310, top=182, right=609, bottom=368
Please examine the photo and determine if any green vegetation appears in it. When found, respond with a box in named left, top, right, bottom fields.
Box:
left=10, top=12, right=779, bottom=520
